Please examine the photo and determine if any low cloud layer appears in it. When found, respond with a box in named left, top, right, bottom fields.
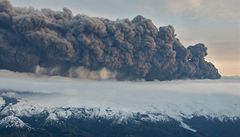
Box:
left=0, top=0, right=220, bottom=80
left=0, top=71, right=239, bottom=116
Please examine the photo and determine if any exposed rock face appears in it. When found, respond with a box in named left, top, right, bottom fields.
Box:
left=0, top=0, right=221, bottom=80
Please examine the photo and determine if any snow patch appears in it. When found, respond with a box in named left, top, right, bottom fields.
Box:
left=0, top=115, right=29, bottom=128
left=1, top=99, right=45, bottom=117
left=180, top=121, right=197, bottom=132
left=0, top=97, right=5, bottom=106
left=46, top=113, right=59, bottom=121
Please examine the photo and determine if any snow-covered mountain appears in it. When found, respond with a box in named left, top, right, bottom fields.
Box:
left=0, top=115, right=29, bottom=128
left=0, top=73, right=239, bottom=137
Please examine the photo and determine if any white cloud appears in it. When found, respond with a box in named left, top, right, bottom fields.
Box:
left=0, top=71, right=240, bottom=119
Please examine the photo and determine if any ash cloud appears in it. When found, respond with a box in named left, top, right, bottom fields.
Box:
left=0, top=0, right=221, bottom=80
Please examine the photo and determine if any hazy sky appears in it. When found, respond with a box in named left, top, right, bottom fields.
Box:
left=10, top=0, right=240, bottom=76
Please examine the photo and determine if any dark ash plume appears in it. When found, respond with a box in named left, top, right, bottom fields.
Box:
left=0, top=0, right=221, bottom=80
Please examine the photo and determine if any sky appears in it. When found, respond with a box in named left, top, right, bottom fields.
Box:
left=10, top=0, right=240, bottom=76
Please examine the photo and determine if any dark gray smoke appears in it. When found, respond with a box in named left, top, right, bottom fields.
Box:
left=0, top=0, right=221, bottom=80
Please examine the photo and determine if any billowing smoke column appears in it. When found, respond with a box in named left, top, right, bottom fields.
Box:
left=0, top=0, right=221, bottom=80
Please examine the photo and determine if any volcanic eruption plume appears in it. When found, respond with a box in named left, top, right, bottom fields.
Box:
left=0, top=0, right=221, bottom=80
